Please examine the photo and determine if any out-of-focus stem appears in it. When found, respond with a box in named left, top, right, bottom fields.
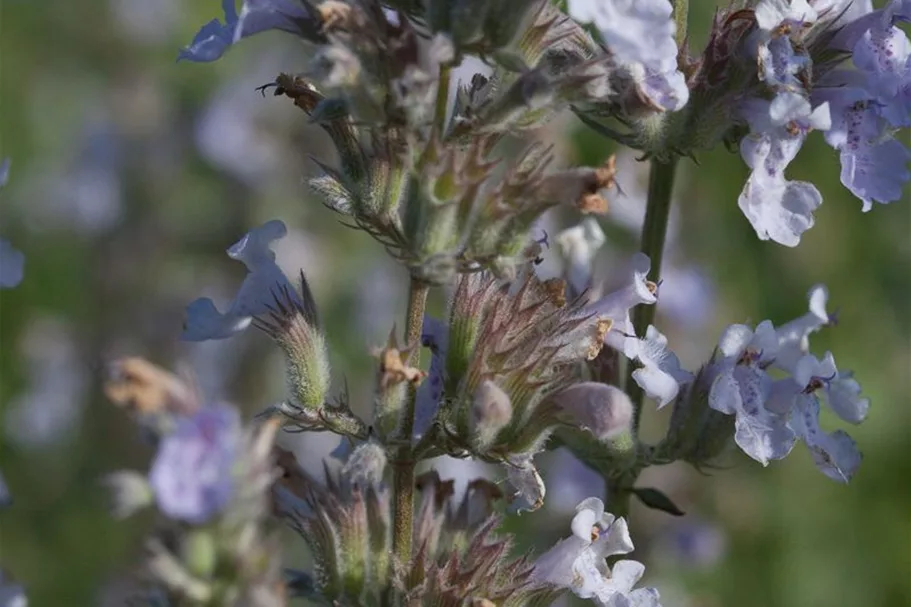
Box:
left=391, top=278, right=429, bottom=567
left=627, top=157, right=678, bottom=434
left=435, top=63, right=451, bottom=135
left=672, top=0, right=689, bottom=46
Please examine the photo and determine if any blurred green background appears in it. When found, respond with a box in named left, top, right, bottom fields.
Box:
left=0, top=1, right=908, bottom=606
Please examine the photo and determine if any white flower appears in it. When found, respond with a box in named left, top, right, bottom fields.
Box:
left=631, top=325, right=694, bottom=408
left=182, top=220, right=301, bottom=341
left=754, top=0, right=817, bottom=31
left=568, top=0, right=689, bottom=110
left=709, top=321, right=797, bottom=465
left=737, top=94, right=831, bottom=246
left=534, top=497, right=661, bottom=607
left=581, top=253, right=657, bottom=358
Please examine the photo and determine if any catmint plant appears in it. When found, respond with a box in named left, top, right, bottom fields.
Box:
left=53, top=0, right=905, bottom=605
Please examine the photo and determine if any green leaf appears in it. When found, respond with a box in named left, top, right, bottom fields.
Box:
left=631, top=487, right=685, bottom=516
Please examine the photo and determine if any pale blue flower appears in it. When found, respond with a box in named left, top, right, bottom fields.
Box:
left=852, top=13, right=911, bottom=128
left=182, top=220, right=301, bottom=341
left=816, top=87, right=911, bottom=210
left=568, top=0, right=689, bottom=110
left=148, top=404, right=241, bottom=523
left=790, top=397, right=862, bottom=482
left=533, top=497, right=661, bottom=607
left=708, top=321, right=797, bottom=465
left=737, top=93, right=830, bottom=245
left=774, top=283, right=831, bottom=372
left=178, top=0, right=321, bottom=63
left=581, top=253, right=657, bottom=358
left=752, top=0, right=817, bottom=91
left=768, top=351, right=870, bottom=426
left=631, top=325, right=693, bottom=408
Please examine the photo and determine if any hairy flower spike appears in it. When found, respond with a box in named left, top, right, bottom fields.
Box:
left=254, top=273, right=332, bottom=414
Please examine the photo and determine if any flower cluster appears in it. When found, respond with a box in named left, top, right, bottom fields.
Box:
left=103, top=359, right=286, bottom=604
left=734, top=0, right=910, bottom=246
left=61, top=1, right=892, bottom=605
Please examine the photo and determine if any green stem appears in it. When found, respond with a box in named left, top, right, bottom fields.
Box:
left=391, top=278, right=429, bottom=566
left=434, top=63, right=451, bottom=135
left=672, top=0, right=689, bottom=46
left=627, top=157, right=679, bottom=434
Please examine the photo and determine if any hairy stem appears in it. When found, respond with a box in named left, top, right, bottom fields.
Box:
left=391, top=278, right=429, bottom=566
left=627, top=157, right=679, bottom=434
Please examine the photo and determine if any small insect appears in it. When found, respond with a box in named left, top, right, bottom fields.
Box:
left=255, top=81, right=284, bottom=97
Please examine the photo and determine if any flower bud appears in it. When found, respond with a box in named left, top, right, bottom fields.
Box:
left=102, top=471, right=154, bottom=519
left=341, top=441, right=388, bottom=488
left=255, top=274, right=331, bottom=412
left=147, top=540, right=213, bottom=602
left=182, top=529, right=218, bottom=580
left=470, top=380, right=513, bottom=450
left=552, top=382, right=633, bottom=441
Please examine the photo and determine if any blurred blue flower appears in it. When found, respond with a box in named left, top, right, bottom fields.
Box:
left=0, top=158, right=24, bottom=289
left=182, top=220, right=300, bottom=341
left=178, top=0, right=322, bottom=63
left=148, top=404, right=241, bottom=524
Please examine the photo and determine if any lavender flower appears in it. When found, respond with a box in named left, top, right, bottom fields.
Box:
left=814, top=85, right=911, bottom=211
left=148, top=404, right=241, bottom=523
left=708, top=321, right=797, bottom=465
left=752, top=0, right=817, bottom=90
left=706, top=294, right=868, bottom=480
left=533, top=497, right=661, bottom=606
